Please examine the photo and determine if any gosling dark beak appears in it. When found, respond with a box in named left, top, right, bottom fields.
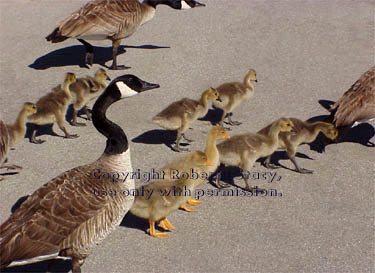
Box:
left=255, top=79, right=258, bottom=83
left=216, top=96, right=222, bottom=102
left=106, top=76, right=111, bottom=81
left=290, top=127, right=297, bottom=133
left=139, top=80, right=160, bottom=92
left=186, top=0, right=206, bottom=7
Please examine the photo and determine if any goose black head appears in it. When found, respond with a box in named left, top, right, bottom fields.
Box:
left=105, top=74, right=160, bottom=100
left=145, top=0, right=205, bottom=9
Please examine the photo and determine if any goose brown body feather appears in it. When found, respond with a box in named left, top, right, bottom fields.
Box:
left=330, top=66, right=375, bottom=127
left=0, top=151, right=134, bottom=267
left=47, top=0, right=155, bottom=42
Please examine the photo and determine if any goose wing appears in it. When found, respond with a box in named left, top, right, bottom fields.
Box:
left=0, top=164, right=118, bottom=266
left=0, top=120, right=9, bottom=165
left=50, top=0, right=144, bottom=40
left=330, top=66, right=375, bottom=126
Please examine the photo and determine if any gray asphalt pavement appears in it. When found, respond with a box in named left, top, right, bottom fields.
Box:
left=0, top=0, right=374, bottom=272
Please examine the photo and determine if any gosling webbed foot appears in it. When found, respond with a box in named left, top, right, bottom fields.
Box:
left=30, top=137, right=45, bottom=144
left=109, top=64, right=131, bottom=70
left=158, top=218, right=175, bottom=231
left=64, top=134, right=79, bottom=139
left=4, top=164, right=22, bottom=171
left=213, top=179, right=230, bottom=189
left=182, top=134, right=194, bottom=143
left=179, top=204, right=197, bottom=212
left=71, top=121, right=87, bottom=127
left=171, top=144, right=190, bottom=152
left=296, top=168, right=314, bottom=174
left=265, top=163, right=281, bottom=169
left=186, top=198, right=202, bottom=206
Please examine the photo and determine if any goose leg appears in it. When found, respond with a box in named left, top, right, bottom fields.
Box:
left=82, top=106, right=92, bottom=121
left=30, top=124, right=45, bottom=144
left=264, top=155, right=280, bottom=169
left=0, top=163, right=22, bottom=170
left=109, top=39, right=130, bottom=70
left=78, top=39, right=94, bottom=67
left=72, top=109, right=86, bottom=127
left=56, top=115, right=79, bottom=139
left=71, top=258, right=82, bottom=273
left=212, top=164, right=230, bottom=188
left=147, top=220, right=168, bottom=238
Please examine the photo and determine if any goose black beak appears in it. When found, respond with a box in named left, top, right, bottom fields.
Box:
left=139, top=80, right=160, bottom=92
left=216, top=96, right=223, bottom=102
left=186, top=0, right=206, bottom=7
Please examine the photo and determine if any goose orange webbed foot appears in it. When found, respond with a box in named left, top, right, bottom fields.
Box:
left=187, top=198, right=202, bottom=206
left=179, top=204, right=197, bottom=212
left=147, top=220, right=168, bottom=238
left=158, top=218, right=175, bottom=231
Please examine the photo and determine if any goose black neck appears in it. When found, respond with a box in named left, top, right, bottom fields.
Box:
left=143, top=0, right=179, bottom=9
left=92, top=92, right=128, bottom=155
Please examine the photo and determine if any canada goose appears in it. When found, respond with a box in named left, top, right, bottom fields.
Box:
left=263, top=118, right=338, bottom=174
left=152, top=87, right=221, bottom=152
left=70, top=68, right=111, bottom=126
left=328, top=66, right=375, bottom=143
left=0, top=75, right=160, bottom=272
left=130, top=150, right=211, bottom=238
left=159, top=126, right=230, bottom=211
left=214, top=118, right=295, bottom=190
left=213, top=69, right=258, bottom=128
left=46, top=0, right=205, bottom=70
left=28, top=73, right=78, bottom=144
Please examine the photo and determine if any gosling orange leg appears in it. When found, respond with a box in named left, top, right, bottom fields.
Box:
left=159, top=218, right=175, bottom=231
left=147, top=220, right=168, bottom=238
left=179, top=204, right=197, bottom=212
left=187, top=198, right=202, bottom=205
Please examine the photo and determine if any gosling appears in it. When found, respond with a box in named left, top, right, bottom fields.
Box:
left=213, top=69, right=257, bottom=128
left=70, top=68, right=111, bottom=126
left=28, top=73, right=78, bottom=144
left=215, top=118, right=295, bottom=190
left=152, top=87, right=221, bottom=152
left=263, top=118, right=338, bottom=173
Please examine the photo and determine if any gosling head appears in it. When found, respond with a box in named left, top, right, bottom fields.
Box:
left=105, top=74, right=160, bottom=99
left=322, top=124, right=338, bottom=140
left=95, top=68, right=111, bottom=82
left=23, top=102, right=37, bottom=115
left=65, top=72, right=77, bottom=85
left=189, top=151, right=212, bottom=167
left=205, top=87, right=222, bottom=102
left=278, top=118, right=295, bottom=133
left=247, top=68, right=258, bottom=83
left=210, top=126, right=231, bottom=140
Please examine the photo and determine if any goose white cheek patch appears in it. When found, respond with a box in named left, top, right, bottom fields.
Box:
left=181, top=0, right=192, bottom=10
left=116, top=82, right=138, bottom=98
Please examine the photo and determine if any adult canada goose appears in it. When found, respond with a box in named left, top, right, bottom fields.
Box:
left=70, top=68, right=111, bottom=126
left=263, top=118, right=338, bottom=174
left=152, top=87, right=221, bottom=152
left=0, top=75, right=160, bottom=272
left=214, top=118, right=295, bottom=190
left=28, top=73, right=78, bottom=144
left=46, top=0, right=205, bottom=70
left=213, top=69, right=258, bottom=128
left=328, top=66, right=375, bottom=143
left=130, top=150, right=211, bottom=238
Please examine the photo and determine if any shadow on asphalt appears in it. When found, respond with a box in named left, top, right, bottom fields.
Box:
left=29, top=44, right=170, bottom=70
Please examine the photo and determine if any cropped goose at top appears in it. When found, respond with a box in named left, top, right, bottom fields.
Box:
left=46, top=0, right=205, bottom=70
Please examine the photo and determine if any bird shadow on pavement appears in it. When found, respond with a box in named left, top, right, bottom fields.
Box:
left=29, top=44, right=170, bottom=70
left=132, top=129, right=190, bottom=151
left=199, top=107, right=222, bottom=125
left=24, top=123, right=60, bottom=142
